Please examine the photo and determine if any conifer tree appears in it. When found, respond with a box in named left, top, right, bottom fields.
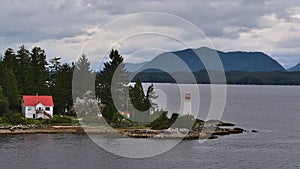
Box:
left=73, top=53, right=94, bottom=99
left=51, top=63, right=74, bottom=114
left=0, top=86, right=9, bottom=115
left=0, top=59, right=19, bottom=111
left=96, top=49, right=129, bottom=106
left=95, top=49, right=129, bottom=124
left=15, top=45, right=34, bottom=94
left=3, top=48, right=17, bottom=73
left=129, top=79, right=157, bottom=123
left=31, top=47, right=49, bottom=94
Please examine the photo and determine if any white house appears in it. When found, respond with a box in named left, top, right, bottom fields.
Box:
left=22, top=95, right=54, bottom=119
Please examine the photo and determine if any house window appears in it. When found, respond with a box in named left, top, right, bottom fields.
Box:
left=45, top=107, right=50, bottom=111
left=28, top=107, right=31, bottom=111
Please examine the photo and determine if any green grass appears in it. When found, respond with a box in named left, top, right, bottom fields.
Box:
left=0, top=113, right=80, bottom=126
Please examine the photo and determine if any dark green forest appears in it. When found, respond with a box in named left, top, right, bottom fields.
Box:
left=0, top=46, right=157, bottom=126
left=1, top=45, right=300, bottom=126
left=0, top=45, right=74, bottom=117
left=132, top=70, right=300, bottom=85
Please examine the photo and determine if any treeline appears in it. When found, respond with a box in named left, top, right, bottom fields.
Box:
left=0, top=46, right=158, bottom=127
left=75, top=49, right=158, bottom=126
left=131, top=70, right=300, bottom=85
left=0, top=45, right=74, bottom=116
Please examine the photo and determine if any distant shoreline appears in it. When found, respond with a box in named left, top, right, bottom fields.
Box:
left=131, top=70, right=300, bottom=86
left=139, top=82, right=300, bottom=87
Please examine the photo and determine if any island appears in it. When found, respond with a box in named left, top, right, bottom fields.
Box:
left=0, top=113, right=249, bottom=140
left=0, top=48, right=253, bottom=140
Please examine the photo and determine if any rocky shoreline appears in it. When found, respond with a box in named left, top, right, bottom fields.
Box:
left=122, top=127, right=245, bottom=140
left=0, top=125, right=85, bottom=134
left=0, top=120, right=255, bottom=140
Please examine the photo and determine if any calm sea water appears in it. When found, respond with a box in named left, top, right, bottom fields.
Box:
left=1, top=85, right=300, bottom=169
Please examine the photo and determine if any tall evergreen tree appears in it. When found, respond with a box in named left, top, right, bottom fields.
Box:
left=0, top=86, right=9, bottom=116
left=96, top=49, right=129, bottom=107
left=129, top=79, right=147, bottom=111
left=51, top=63, right=74, bottom=115
left=31, top=47, right=48, bottom=94
left=95, top=49, right=129, bottom=124
left=3, top=48, right=17, bottom=73
left=15, top=45, right=34, bottom=94
left=73, top=53, right=94, bottom=99
left=76, top=53, right=91, bottom=72
left=129, top=79, right=157, bottom=123
left=0, top=60, right=19, bottom=111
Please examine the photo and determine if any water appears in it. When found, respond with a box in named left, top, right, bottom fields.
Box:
left=1, top=85, right=300, bottom=169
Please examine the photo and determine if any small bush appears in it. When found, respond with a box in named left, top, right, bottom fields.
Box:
left=172, top=115, right=195, bottom=129
left=3, top=112, right=27, bottom=125
left=149, top=111, right=171, bottom=130
left=50, top=116, right=73, bottom=125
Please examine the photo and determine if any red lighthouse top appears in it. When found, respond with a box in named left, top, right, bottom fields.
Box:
left=185, top=93, right=191, bottom=100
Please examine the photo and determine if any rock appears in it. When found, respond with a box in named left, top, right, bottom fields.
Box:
left=211, top=128, right=231, bottom=135
left=0, top=126, right=11, bottom=130
left=191, top=125, right=203, bottom=133
left=219, top=122, right=235, bottom=127
left=10, top=126, right=16, bottom=131
left=208, top=135, right=218, bottom=139
left=228, top=128, right=244, bottom=134
left=205, top=120, right=235, bottom=127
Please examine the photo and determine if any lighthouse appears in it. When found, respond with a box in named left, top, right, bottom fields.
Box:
left=183, top=93, right=192, bottom=115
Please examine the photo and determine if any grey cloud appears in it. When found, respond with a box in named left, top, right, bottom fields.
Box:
left=0, top=0, right=110, bottom=43
left=1, top=0, right=300, bottom=43
left=273, top=35, right=300, bottom=49
left=94, top=0, right=283, bottom=39
left=1, top=0, right=300, bottom=66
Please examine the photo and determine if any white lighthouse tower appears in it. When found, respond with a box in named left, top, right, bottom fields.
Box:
left=183, top=93, right=192, bottom=115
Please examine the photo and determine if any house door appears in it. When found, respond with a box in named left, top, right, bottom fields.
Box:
left=33, top=114, right=36, bottom=119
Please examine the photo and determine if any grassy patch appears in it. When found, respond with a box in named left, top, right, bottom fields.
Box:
left=0, top=113, right=80, bottom=126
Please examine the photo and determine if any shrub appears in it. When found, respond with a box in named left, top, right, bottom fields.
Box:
left=149, top=111, right=171, bottom=130
left=172, top=115, right=195, bottom=129
left=3, top=112, right=27, bottom=125
left=50, top=115, right=73, bottom=125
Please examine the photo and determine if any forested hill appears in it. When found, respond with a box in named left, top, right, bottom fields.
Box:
left=288, top=63, right=300, bottom=72
left=131, top=70, right=300, bottom=85
left=136, top=47, right=285, bottom=72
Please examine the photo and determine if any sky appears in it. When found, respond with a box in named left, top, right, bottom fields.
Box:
left=1, top=0, right=300, bottom=69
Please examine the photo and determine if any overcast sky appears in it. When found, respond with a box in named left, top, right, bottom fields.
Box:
left=1, top=0, right=300, bottom=68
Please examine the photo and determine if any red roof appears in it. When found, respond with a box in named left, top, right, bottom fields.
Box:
left=23, top=95, right=54, bottom=107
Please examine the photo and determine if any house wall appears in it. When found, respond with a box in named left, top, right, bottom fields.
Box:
left=46, top=107, right=53, bottom=118
left=24, top=103, right=53, bottom=119
left=24, top=106, right=37, bottom=118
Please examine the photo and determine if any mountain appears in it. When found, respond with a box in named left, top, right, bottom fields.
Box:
left=288, top=63, right=300, bottom=72
left=137, top=47, right=286, bottom=72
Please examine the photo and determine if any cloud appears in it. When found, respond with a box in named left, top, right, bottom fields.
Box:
left=0, top=0, right=300, bottom=68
